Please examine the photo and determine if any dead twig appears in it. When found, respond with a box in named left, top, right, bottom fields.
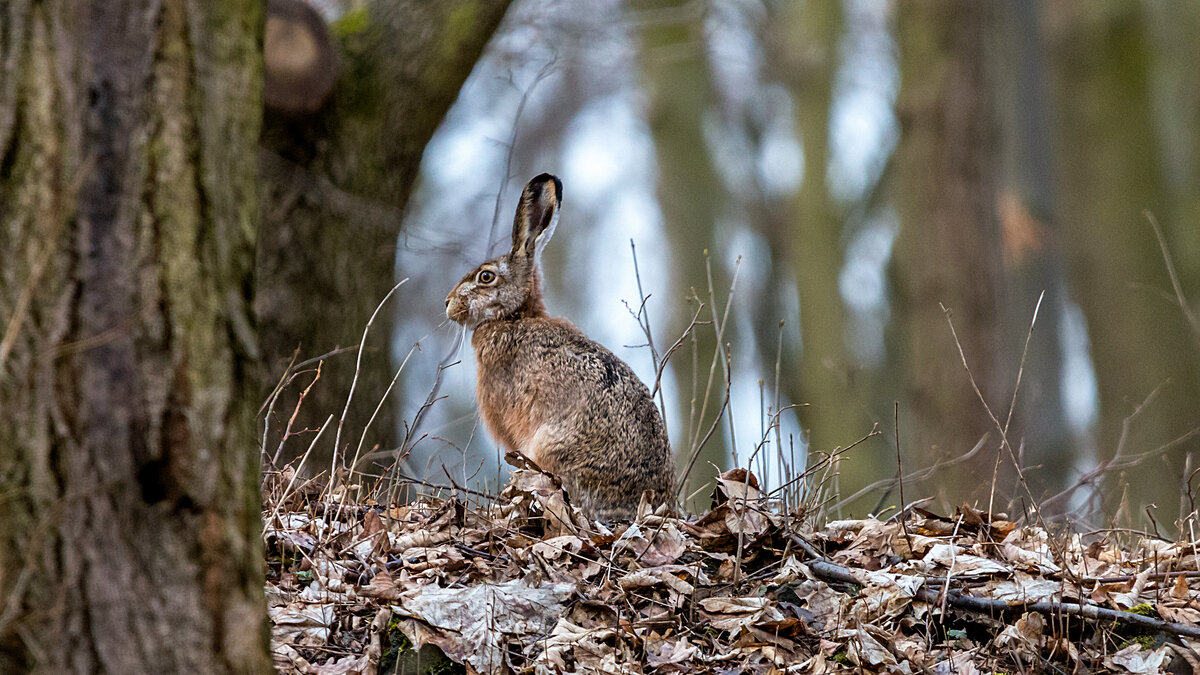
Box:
left=791, top=534, right=1200, bottom=641
left=837, top=435, right=987, bottom=512
left=1145, top=211, right=1200, bottom=348
left=330, top=278, right=409, bottom=496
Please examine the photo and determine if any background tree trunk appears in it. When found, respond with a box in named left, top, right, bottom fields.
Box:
left=767, top=0, right=878, bottom=480
left=1045, top=1, right=1200, bottom=520
left=0, top=1, right=270, bottom=673
left=992, top=0, right=1071, bottom=499
left=256, top=0, right=511, bottom=466
left=633, top=0, right=731, bottom=508
left=890, top=1, right=1006, bottom=497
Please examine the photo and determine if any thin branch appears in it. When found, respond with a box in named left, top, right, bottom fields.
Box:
left=1041, top=392, right=1198, bottom=511
left=651, top=304, right=705, bottom=399
left=836, top=435, right=987, bottom=512
left=791, top=535, right=1200, bottom=641
left=895, top=401, right=912, bottom=548
left=675, top=344, right=733, bottom=498
left=990, top=290, right=1044, bottom=519
left=270, top=362, right=323, bottom=467
left=331, top=278, right=408, bottom=488
left=942, top=303, right=1045, bottom=528
left=1145, top=210, right=1200, bottom=348
left=487, top=59, right=558, bottom=253
left=267, top=415, right=333, bottom=533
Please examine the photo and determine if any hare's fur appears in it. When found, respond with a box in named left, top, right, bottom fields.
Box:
left=446, top=174, right=675, bottom=519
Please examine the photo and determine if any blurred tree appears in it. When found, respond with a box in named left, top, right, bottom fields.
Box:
left=765, top=1, right=878, bottom=479
left=1045, top=1, right=1200, bottom=521
left=257, top=0, right=511, bottom=464
left=0, top=1, right=270, bottom=672
left=633, top=0, right=730, bottom=508
left=890, top=1, right=1005, bottom=497
left=992, top=0, right=1072, bottom=498
left=1143, top=2, right=1200, bottom=298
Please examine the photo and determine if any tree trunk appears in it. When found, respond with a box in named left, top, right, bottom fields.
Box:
left=766, top=1, right=877, bottom=473
left=1045, top=1, right=1200, bottom=521
left=256, top=0, right=511, bottom=467
left=890, top=1, right=1005, bottom=496
left=0, top=1, right=271, bottom=673
left=992, top=0, right=1072, bottom=498
left=633, top=0, right=731, bottom=508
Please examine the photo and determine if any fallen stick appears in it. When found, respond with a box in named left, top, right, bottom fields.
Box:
left=790, top=536, right=1200, bottom=641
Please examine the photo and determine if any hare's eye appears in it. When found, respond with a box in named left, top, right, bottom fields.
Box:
left=476, top=269, right=497, bottom=285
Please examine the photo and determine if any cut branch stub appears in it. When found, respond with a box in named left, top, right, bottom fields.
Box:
left=265, top=0, right=338, bottom=115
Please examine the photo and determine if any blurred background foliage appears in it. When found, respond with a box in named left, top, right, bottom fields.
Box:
left=264, top=0, right=1200, bottom=533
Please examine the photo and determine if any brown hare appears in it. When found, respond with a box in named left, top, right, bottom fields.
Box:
left=445, top=174, right=676, bottom=520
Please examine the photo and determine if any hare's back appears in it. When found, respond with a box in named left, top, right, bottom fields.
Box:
left=526, top=320, right=655, bottom=404
left=475, top=318, right=667, bottom=443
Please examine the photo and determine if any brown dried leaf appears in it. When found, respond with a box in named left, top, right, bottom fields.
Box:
left=982, top=572, right=1061, bottom=604
left=1112, top=568, right=1153, bottom=609
left=846, top=627, right=896, bottom=668
left=849, top=570, right=923, bottom=621
left=614, top=521, right=686, bottom=566
left=1171, top=573, right=1190, bottom=600
left=923, top=543, right=1010, bottom=577
left=311, top=655, right=369, bottom=675
left=700, top=596, right=785, bottom=631
left=269, top=602, right=335, bottom=643
left=618, top=565, right=698, bottom=597
left=358, top=569, right=401, bottom=601
left=1158, top=605, right=1200, bottom=624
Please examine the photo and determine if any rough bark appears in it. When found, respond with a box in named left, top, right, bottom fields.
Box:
left=256, top=0, right=511, bottom=466
left=890, top=2, right=1005, bottom=494
left=0, top=1, right=270, bottom=673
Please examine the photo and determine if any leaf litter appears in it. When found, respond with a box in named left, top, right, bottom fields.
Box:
left=263, top=467, right=1200, bottom=674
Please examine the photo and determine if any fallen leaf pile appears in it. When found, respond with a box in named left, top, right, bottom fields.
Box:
left=263, top=467, right=1200, bottom=674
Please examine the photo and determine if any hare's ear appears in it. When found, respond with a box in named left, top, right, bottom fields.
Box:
left=511, top=173, right=562, bottom=263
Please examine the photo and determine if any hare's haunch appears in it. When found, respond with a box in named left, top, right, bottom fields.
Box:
left=445, top=174, right=676, bottom=520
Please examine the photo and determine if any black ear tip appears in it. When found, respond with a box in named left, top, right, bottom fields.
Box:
left=528, top=173, right=563, bottom=204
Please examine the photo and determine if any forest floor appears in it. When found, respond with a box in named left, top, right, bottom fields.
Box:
left=263, top=466, right=1200, bottom=674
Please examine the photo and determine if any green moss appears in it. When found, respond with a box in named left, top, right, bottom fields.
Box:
left=439, top=3, right=480, bottom=60
left=332, top=5, right=370, bottom=37
left=377, top=618, right=410, bottom=672
left=1126, top=603, right=1155, bottom=616
left=1118, top=634, right=1158, bottom=651
left=378, top=619, right=462, bottom=674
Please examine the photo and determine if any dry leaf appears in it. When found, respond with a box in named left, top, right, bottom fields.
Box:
left=923, top=543, right=1010, bottom=577
left=394, top=579, right=575, bottom=673
left=1103, top=644, right=1172, bottom=674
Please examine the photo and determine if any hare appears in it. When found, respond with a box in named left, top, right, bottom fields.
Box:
left=445, top=174, right=676, bottom=520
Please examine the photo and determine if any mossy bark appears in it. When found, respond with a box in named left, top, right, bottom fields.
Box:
left=0, top=1, right=270, bottom=672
